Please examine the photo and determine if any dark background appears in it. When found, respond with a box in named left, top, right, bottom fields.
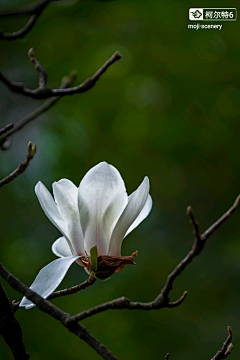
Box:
left=0, top=0, right=240, bottom=359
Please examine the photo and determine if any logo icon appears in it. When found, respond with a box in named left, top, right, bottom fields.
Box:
left=191, top=10, right=202, bottom=18
left=189, top=8, right=203, bottom=20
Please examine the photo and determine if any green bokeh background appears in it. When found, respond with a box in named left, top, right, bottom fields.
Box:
left=1, top=0, right=240, bottom=359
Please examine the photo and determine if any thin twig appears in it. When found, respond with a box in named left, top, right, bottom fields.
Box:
left=0, top=264, right=118, bottom=360
left=28, top=48, right=48, bottom=87
left=0, top=71, right=77, bottom=148
left=160, top=197, right=240, bottom=298
left=48, top=274, right=96, bottom=300
left=0, top=281, right=29, bottom=360
left=165, top=354, right=169, bottom=360
left=0, top=141, right=37, bottom=188
left=0, top=0, right=54, bottom=40
left=186, top=205, right=201, bottom=242
left=0, top=0, right=53, bottom=17
left=68, top=196, right=240, bottom=324
left=211, top=327, right=233, bottom=360
left=202, top=195, right=240, bottom=241
left=0, top=123, right=13, bottom=136
left=0, top=51, right=122, bottom=99
left=13, top=275, right=96, bottom=311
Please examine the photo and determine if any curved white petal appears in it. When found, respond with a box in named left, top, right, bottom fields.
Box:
left=124, top=194, right=152, bottom=238
left=53, top=179, right=85, bottom=256
left=19, top=255, right=80, bottom=310
left=35, top=181, right=68, bottom=237
left=108, top=177, right=150, bottom=256
left=52, top=236, right=73, bottom=258
left=78, top=162, right=127, bottom=256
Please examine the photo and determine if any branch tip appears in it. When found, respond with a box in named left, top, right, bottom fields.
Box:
left=28, top=141, right=32, bottom=153
left=27, top=141, right=37, bottom=157
left=0, top=141, right=37, bottom=187
left=165, top=353, right=169, bottom=360
left=28, top=47, right=34, bottom=60
left=167, top=290, right=188, bottom=308
left=70, top=69, right=78, bottom=78
left=186, top=205, right=194, bottom=222
left=233, top=195, right=240, bottom=208
left=226, top=343, right=233, bottom=355
left=227, top=326, right=233, bottom=337
left=28, top=48, right=48, bottom=87
left=62, top=70, right=77, bottom=85
left=113, top=51, right=122, bottom=60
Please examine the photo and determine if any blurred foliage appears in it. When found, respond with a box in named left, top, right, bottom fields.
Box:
left=0, top=0, right=240, bottom=359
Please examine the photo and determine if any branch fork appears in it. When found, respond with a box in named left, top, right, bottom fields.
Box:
left=0, top=141, right=37, bottom=188
left=0, top=50, right=122, bottom=99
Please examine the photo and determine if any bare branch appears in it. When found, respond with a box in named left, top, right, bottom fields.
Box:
left=202, top=196, right=240, bottom=241
left=0, top=141, right=37, bottom=188
left=0, top=263, right=118, bottom=360
left=48, top=274, right=96, bottom=300
left=160, top=198, right=240, bottom=299
left=0, top=0, right=54, bottom=40
left=0, top=71, right=76, bottom=149
left=13, top=274, right=96, bottom=311
left=0, top=281, right=29, bottom=360
left=211, top=327, right=233, bottom=360
left=186, top=205, right=201, bottom=242
left=0, top=123, right=13, bottom=136
left=0, top=51, right=122, bottom=99
left=28, top=48, right=48, bottom=87
left=0, top=0, right=53, bottom=17
left=167, top=290, right=188, bottom=308
left=68, top=196, right=240, bottom=324
left=164, top=327, right=233, bottom=360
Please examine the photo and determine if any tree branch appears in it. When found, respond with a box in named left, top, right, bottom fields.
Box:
left=0, top=141, right=36, bottom=188
left=165, top=327, right=233, bottom=360
left=28, top=48, right=48, bottom=87
left=0, top=0, right=55, bottom=40
left=0, top=264, right=118, bottom=360
left=13, top=274, right=96, bottom=311
left=0, top=281, right=29, bottom=360
left=211, top=326, right=233, bottom=360
left=48, top=274, right=96, bottom=300
left=0, top=0, right=54, bottom=17
left=0, top=50, right=122, bottom=99
left=201, top=195, right=240, bottom=241
left=0, top=123, right=14, bottom=136
left=0, top=71, right=77, bottom=149
left=68, top=195, right=240, bottom=324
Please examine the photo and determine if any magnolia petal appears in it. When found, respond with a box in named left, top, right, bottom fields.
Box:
left=52, top=236, right=73, bottom=258
left=35, top=181, right=68, bottom=238
left=19, top=255, right=80, bottom=310
left=124, top=194, right=152, bottom=238
left=53, top=179, right=85, bottom=256
left=78, top=162, right=127, bottom=256
left=108, top=177, right=150, bottom=256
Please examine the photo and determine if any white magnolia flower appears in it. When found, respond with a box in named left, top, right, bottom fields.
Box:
left=20, top=162, right=152, bottom=309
